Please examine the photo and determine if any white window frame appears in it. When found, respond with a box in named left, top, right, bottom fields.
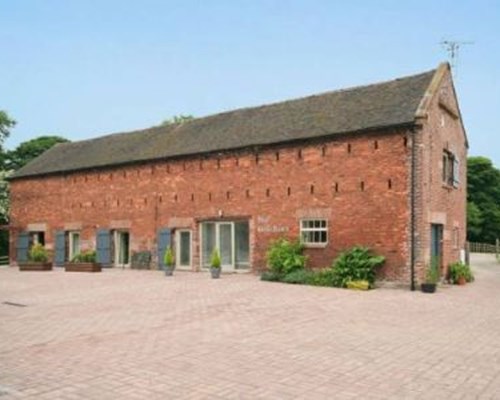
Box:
left=68, top=231, right=81, bottom=261
left=176, top=229, right=192, bottom=270
left=300, top=219, right=328, bottom=247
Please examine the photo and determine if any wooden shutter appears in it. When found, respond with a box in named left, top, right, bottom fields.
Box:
left=16, top=232, right=30, bottom=263
left=96, top=229, right=111, bottom=266
left=453, top=157, right=460, bottom=187
left=54, top=231, right=66, bottom=266
left=157, top=228, right=172, bottom=270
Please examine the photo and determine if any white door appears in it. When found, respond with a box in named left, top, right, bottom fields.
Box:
left=176, top=230, right=192, bottom=270
left=200, top=222, right=235, bottom=272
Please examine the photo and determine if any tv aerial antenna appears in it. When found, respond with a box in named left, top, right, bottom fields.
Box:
left=440, top=39, right=474, bottom=72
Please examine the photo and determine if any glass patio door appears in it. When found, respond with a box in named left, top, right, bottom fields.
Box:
left=218, top=223, right=233, bottom=270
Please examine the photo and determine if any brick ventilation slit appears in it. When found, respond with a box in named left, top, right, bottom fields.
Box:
left=246, top=189, right=250, bottom=198
left=159, top=195, right=162, bottom=203
left=310, top=185, right=315, bottom=194
left=199, top=161, right=203, bottom=170
left=275, top=151, right=280, bottom=161
left=226, top=191, right=230, bottom=200
left=235, top=158, right=239, bottom=166
left=334, top=182, right=339, bottom=193
left=191, top=194, right=194, bottom=202
left=388, top=179, right=392, bottom=189
left=374, top=140, right=379, bottom=150
left=298, top=149, right=302, bottom=159
left=209, top=192, right=212, bottom=201
left=144, top=198, right=148, bottom=205
left=217, top=159, right=221, bottom=169
left=404, top=136, right=408, bottom=147
left=360, top=181, right=365, bottom=191
left=166, top=165, right=170, bottom=173
left=347, top=143, right=352, bottom=153
left=266, top=188, right=270, bottom=197
left=287, top=187, right=291, bottom=196
left=174, top=194, right=178, bottom=202
left=322, top=146, right=326, bottom=156
left=255, top=154, right=259, bottom=164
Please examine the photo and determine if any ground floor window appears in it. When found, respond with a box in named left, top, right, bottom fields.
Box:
left=300, top=219, right=328, bottom=245
left=176, top=229, right=192, bottom=269
left=113, top=230, right=130, bottom=267
left=68, top=231, right=81, bottom=261
left=29, top=231, right=45, bottom=247
left=201, top=221, right=249, bottom=270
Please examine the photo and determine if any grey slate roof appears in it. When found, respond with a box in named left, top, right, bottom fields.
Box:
left=11, top=68, right=436, bottom=179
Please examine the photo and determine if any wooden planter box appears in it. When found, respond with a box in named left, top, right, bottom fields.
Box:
left=19, top=262, right=53, bottom=271
left=65, top=262, right=102, bottom=273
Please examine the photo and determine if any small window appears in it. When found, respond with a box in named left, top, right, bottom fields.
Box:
left=443, top=150, right=459, bottom=187
left=300, top=219, right=328, bottom=246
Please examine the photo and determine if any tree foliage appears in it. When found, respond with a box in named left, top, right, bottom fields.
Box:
left=5, top=135, right=69, bottom=170
left=467, top=156, right=500, bottom=243
left=161, top=114, right=194, bottom=126
left=0, top=110, right=16, bottom=141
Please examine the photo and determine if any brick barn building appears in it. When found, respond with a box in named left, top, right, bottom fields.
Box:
left=9, top=62, right=467, bottom=285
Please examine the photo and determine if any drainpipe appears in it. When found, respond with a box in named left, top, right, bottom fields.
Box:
left=410, top=127, right=417, bottom=291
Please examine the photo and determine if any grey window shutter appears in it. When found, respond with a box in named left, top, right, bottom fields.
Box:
left=54, top=231, right=66, bottom=266
left=96, top=229, right=111, bottom=266
left=157, top=228, right=172, bottom=270
left=16, top=232, right=30, bottom=263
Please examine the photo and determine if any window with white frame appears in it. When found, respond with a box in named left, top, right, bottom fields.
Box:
left=300, top=219, right=328, bottom=245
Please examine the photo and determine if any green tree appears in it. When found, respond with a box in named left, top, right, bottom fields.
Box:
left=0, top=110, right=16, bottom=140
left=161, top=114, right=194, bottom=126
left=5, top=135, right=69, bottom=170
left=467, top=156, right=500, bottom=243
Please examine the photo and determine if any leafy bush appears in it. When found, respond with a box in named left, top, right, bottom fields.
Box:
left=71, top=250, right=96, bottom=263
left=210, top=248, right=221, bottom=269
left=308, top=268, right=337, bottom=287
left=266, top=238, right=307, bottom=277
left=424, top=265, right=440, bottom=284
left=282, top=269, right=316, bottom=284
left=163, top=246, right=174, bottom=267
left=449, top=261, right=474, bottom=284
left=331, top=246, right=385, bottom=288
left=28, top=244, right=49, bottom=263
left=260, top=271, right=282, bottom=282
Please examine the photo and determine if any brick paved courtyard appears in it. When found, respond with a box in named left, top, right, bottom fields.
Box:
left=1, top=254, right=500, bottom=399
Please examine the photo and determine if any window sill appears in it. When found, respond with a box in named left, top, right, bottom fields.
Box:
left=303, top=243, right=328, bottom=249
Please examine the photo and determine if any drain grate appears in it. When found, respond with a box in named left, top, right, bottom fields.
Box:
left=2, top=301, right=27, bottom=307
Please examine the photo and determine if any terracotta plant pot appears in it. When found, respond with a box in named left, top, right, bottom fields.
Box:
left=457, top=276, right=466, bottom=285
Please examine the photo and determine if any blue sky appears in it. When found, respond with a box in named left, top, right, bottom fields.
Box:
left=1, top=1, right=499, bottom=166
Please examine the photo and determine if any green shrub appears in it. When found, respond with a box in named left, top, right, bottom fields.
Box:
left=282, top=269, right=316, bottom=284
left=308, top=268, right=337, bottom=287
left=210, top=248, right=221, bottom=269
left=163, top=246, right=174, bottom=267
left=260, top=271, right=282, bottom=282
left=424, top=264, right=440, bottom=284
left=449, top=261, right=474, bottom=284
left=266, top=238, right=307, bottom=277
left=71, top=250, right=96, bottom=263
left=331, top=246, right=385, bottom=288
left=28, top=244, right=49, bottom=263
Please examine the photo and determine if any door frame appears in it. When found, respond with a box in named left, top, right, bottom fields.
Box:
left=175, top=229, right=192, bottom=270
left=199, top=221, right=236, bottom=272
left=430, top=223, right=444, bottom=274
left=113, top=230, right=130, bottom=268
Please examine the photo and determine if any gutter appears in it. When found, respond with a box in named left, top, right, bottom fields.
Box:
left=410, top=126, right=417, bottom=291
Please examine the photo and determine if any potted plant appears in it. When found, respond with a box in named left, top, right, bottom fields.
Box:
left=65, top=250, right=101, bottom=272
left=19, top=243, right=52, bottom=271
left=421, top=264, right=439, bottom=293
left=449, top=262, right=474, bottom=285
left=210, top=248, right=221, bottom=279
left=163, top=246, right=175, bottom=276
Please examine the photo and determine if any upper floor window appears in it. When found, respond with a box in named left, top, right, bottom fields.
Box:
left=300, top=219, right=328, bottom=246
left=443, top=150, right=460, bottom=188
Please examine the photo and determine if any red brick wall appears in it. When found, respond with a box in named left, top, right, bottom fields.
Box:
left=415, top=69, right=468, bottom=281
left=10, top=129, right=412, bottom=280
